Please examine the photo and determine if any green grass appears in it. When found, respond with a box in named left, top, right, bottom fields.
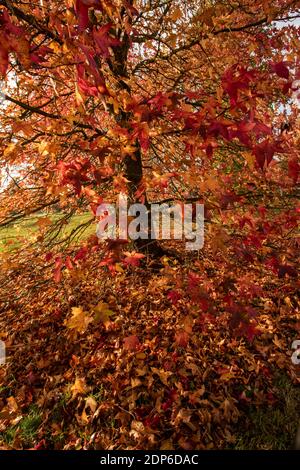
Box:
left=0, top=405, right=43, bottom=448
left=19, top=406, right=43, bottom=447
left=0, top=212, right=95, bottom=252
left=234, top=374, right=300, bottom=450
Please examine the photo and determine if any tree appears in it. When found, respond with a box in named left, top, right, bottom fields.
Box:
left=0, top=1, right=300, bottom=451
left=0, top=0, right=299, bottom=283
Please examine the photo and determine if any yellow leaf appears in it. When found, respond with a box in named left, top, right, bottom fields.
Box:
left=85, top=396, right=97, bottom=413
left=131, top=377, right=142, bottom=388
left=7, top=396, right=18, bottom=413
left=37, top=140, right=50, bottom=156
left=94, top=301, right=114, bottom=323
left=136, top=352, right=146, bottom=360
left=71, top=377, right=87, bottom=399
left=65, top=113, right=76, bottom=125
left=115, top=263, right=124, bottom=273
left=206, top=175, right=219, bottom=191
left=244, top=151, right=255, bottom=169
left=75, top=84, right=85, bottom=107
left=122, top=144, right=137, bottom=155
left=151, top=367, right=173, bottom=386
left=3, top=143, right=16, bottom=157
left=219, top=371, right=236, bottom=381
left=64, top=307, right=93, bottom=333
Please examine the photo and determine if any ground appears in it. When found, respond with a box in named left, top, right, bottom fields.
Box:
left=0, top=215, right=299, bottom=450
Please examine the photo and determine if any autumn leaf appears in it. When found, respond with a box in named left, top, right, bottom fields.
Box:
left=175, top=330, right=189, bottom=348
left=271, top=61, right=290, bottom=79
left=151, top=367, right=173, bottom=386
left=64, top=306, right=93, bottom=333
left=7, top=396, right=18, bottom=413
left=93, top=23, right=121, bottom=59
left=170, top=7, right=182, bottom=21
left=85, top=396, right=97, bottom=413
left=36, top=217, right=52, bottom=230
left=93, top=301, right=115, bottom=323
left=123, top=252, right=145, bottom=267
left=70, top=377, right=87, bottom=399
left=124, top=335, right=140, bottom=351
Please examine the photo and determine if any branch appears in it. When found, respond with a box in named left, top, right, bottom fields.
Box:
left=3, top=94, right=104, bottom=134
left=0, top=0, right=63, bottom=44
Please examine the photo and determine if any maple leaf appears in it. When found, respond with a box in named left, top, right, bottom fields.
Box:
left=151, top=367, right=173, bottom=386
left=64, top=307, right=93, bottom=333
left=75, top=0, right=90, bottom=31
left=0, top=35, right=9, bottom=76
left=131, top=122, right=150, bottom=151
left=93, top=23, right=121, bottom=59
left=288, top=157, right=300, bottom=184
left=222, top=65, right=254, bottom=107
left=85, top=396, right=97, bottom=413
left=271, top=61, right=290, bottom=79
left=175, top=330, right=189, bottom=348
left=65, top=256, right=73, bottom=270
left=124, top=335, right=140, bottom=351
left=253, top=140, right=276, bottom=170
left=123, top=251, right=145, bottom=267
left=36, top=216, right=52, bottom=230
left=77, top=77, right=99, bottom=97
left=93, top=301, right=114, bottom=323
left=167, top=290, right=181, bottom=305
left=7, top=396, right=18, bottom=413
left=71, top=377, right=87, bottom=399
left=53, top=256, right=63, bottom=283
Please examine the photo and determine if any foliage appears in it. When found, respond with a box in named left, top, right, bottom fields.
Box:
left=0, top=0, right=299, bottom=450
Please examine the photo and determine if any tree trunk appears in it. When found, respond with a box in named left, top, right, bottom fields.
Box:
left=109, top=11, right=166, bottom=259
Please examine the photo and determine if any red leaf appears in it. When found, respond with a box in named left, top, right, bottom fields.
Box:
left=123, top=252, right=145, bottom=267
left=0, top=41, right=8, bottom=76
left=175, top=330, right=189, bottom=348
left=93, top=23, right=121, bottom=59
left=75, top=0, right=90, bottom=31
left=253, top=140, right=276, bottom=170
left=45, top=252, right=53, bottom=262
left=167, top=290, right=181, bottom=305
left=53, top=256, right=63, bottom=283
left=131, top=122, right=150, bottom=151
left=65, top=256, right=73, bottom=270
left=77, top=77, right=99, bottom=97
left=74, top=246, right=88, bottom=261
left=124, top=335, right=140, bottom=351
left=288, top=157, right=300, bottom=184
left=271, top=61, right=290, bottom=79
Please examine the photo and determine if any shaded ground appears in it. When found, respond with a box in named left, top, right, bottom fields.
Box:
left=0, top=238, right=299, bottom=449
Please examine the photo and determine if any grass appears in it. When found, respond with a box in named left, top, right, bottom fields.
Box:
left=234, top=374, right=300, bottom=450
left=90, top=385, right=105, bottom=402
left=0, top=212, right=95, bottom=252
left=1, top=405, right=43, bottom=448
